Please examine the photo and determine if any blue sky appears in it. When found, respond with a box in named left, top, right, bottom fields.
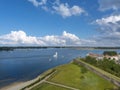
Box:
left=0, top=0, right=120, bottom=46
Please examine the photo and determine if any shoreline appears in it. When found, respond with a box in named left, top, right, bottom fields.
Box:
left=0, top=66, right=59, bottom=90
left=0, top=74, right=41, bottom=90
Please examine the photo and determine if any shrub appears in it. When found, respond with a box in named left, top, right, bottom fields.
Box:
left=103, top=51, right=117, bottom=56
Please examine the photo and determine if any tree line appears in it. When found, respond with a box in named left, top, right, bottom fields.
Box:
left=81, top=56, right=120, bottom=78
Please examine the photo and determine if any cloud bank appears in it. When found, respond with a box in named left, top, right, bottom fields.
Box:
left=28, top=0, right=86, bottom=18
left=0, top=31, right=44, bottom=45
left=0, top=30, right=95, bottom=46
left=95, top=15, right=120, bottom=34
left=96, top=15, right=120, bottom=25
left=1, top=29, right=120, bottom=46
left=94, top=14, right=120, bottom=46
left=2, top=29, right=120, bottom=46
left=91, top=0, right=120, bottom=46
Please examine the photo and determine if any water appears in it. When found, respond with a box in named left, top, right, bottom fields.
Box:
left=0, top=48, right=120, bottom=88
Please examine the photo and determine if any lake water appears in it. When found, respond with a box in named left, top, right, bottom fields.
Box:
left=0, top=48, right=120, bottom=88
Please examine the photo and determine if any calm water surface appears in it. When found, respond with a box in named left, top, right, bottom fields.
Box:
left=0, top=48, right=120, bottom=88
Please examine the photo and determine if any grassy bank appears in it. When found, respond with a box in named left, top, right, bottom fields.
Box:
left=31, top=62, right=118, bottom=90
left=76, top=58, right=120, bottom=83
left=21, top=69, right=56, bottom=90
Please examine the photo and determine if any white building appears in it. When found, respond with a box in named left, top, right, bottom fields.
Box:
left=87, top=53, right=120, bottom=64
left=87, top=53, right=103, bottom=60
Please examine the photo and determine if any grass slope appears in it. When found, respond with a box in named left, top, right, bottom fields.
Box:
left=48, top=63, right=118, bottom=90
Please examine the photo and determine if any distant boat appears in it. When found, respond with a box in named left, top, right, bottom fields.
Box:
left=53, top=52, right=58, bottom=58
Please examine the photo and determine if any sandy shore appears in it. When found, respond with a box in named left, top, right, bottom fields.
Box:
left=0, top=69, right=55, bottom=90
left=0, top=75, right=41, bottom=90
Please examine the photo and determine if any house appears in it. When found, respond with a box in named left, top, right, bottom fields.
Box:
left=104, top=55, right=118, bottom=60
left=87, top=52, right=120, bottom=63
left=87, top=53, right=103, bottom=60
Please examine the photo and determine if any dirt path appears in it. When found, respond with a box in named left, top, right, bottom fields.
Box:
left=25, top=70, right=57, bottom=90
left=25, top=70, right=79, bottom=90
left=44, top=81, right=79, bottom=90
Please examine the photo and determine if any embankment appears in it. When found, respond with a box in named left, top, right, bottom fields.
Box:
left=73, top=59, right=120, bottom=87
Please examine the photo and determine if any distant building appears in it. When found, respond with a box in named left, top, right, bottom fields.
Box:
left=87, top=52, right=120, bottom=64
left=104, top=55, right=119, bottom=60
left=87, top=53, right=103, bottom=60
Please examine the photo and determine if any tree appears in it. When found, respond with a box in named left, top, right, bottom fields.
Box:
left=103, top=51, right=117, bottom=56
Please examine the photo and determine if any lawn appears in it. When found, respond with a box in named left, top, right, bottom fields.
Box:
left=78, top=58, right=120, bottom=82
left=31, top=83, right=69, bottom=90
left=47, top=63, right=118, bottom=90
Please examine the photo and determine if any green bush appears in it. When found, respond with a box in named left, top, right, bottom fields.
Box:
left=103, top=51, right=117, bottom=56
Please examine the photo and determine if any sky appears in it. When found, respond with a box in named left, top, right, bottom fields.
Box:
left=0, top=0, right=120, bottom=46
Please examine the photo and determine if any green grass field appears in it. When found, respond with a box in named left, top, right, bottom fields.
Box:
left=48, top=63, right=118, bottom=90
left=31, top=83, right=69, bottom=90
left=31, top=63, right=118, bottom=90
left=77, top=59, right=120, bottom=82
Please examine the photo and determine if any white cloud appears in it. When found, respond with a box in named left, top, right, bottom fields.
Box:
left=40, top=35, right=66, bottom=45
left=28, top=0, right=47, bottom=7
left=97, top=0, right=120, bottom=44
left=3, top=30, right=120, bottom=46
left=63, top=31, right=79, bottom=41
left=0, top=30, right=98, bottom=46
left=38, top=31, right=83, bottom=45
left=0, top=31, right=45, bottom=45
left=0, top=30, right=88, bottom=46
left=98, top=0, right=120, bottom=11
left=53, top=3, right=85, bottom=18
left=95, top=15, right=120, bottom=33
left=28, top=0, right=86, bottom=18
left=93, top=14, right=120, bottom=46
left=96, top=15, right=120, bottom=25
left=62, top=31, right=81, bottom=45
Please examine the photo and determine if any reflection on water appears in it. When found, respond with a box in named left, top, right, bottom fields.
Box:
left=0, top=48, right=120, bottom=88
